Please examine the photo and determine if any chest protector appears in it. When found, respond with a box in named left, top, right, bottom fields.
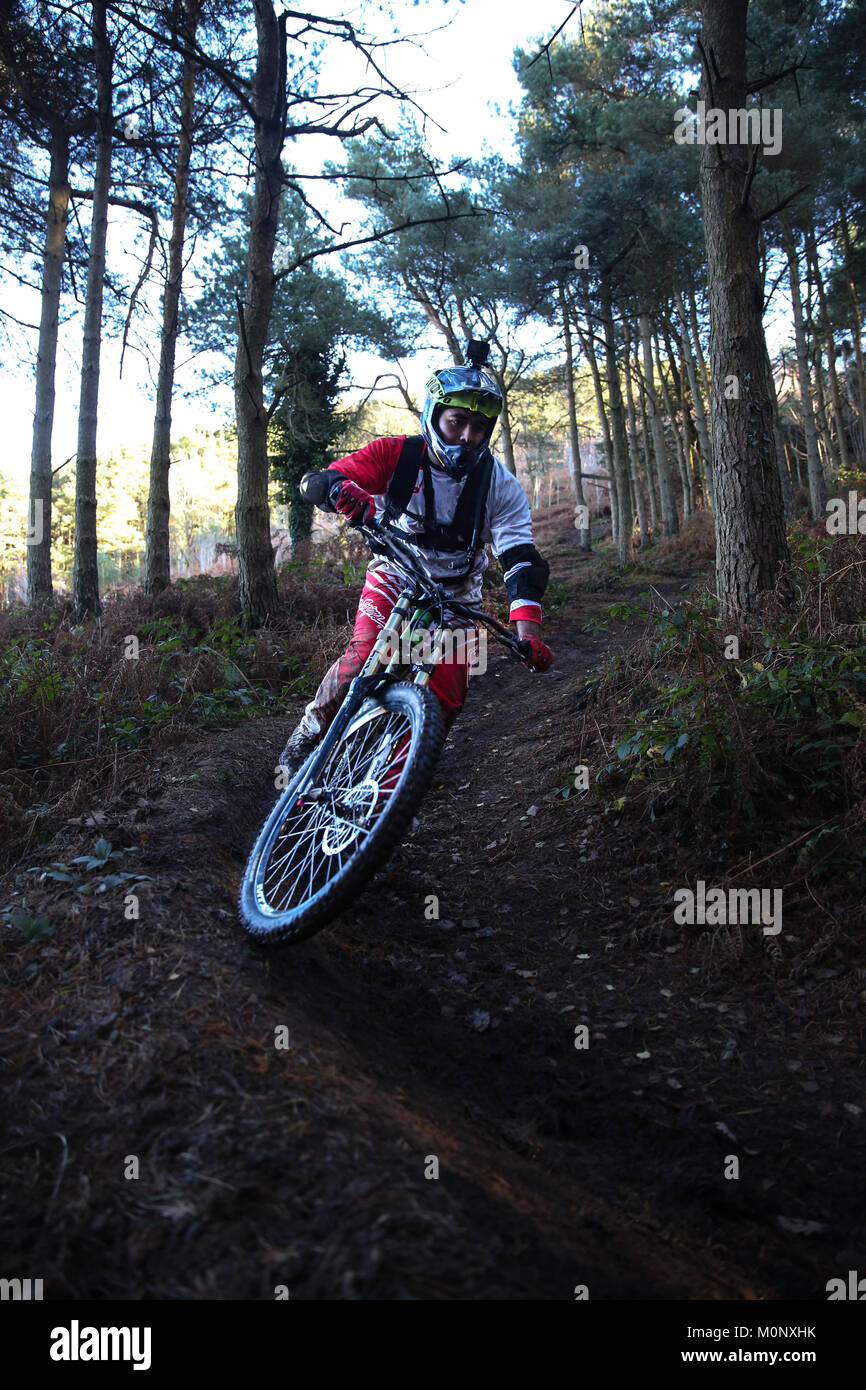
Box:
left=380, top=436, right=494, bottom=582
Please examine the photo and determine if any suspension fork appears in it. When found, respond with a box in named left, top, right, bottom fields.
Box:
left=382, top=601, right=451, bottom=688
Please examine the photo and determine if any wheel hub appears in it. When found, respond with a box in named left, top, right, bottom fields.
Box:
left=320, top=778, right=380, bottom=854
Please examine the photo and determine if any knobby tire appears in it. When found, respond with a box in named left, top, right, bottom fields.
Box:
left=238, top=682, right=445, bottom=944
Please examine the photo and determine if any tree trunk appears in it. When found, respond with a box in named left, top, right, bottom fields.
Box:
left=698, top=0, right=789, bottom=619
left=803, top=242, right=833, bottom=476
left=688, top=284, right=712, bottom=403
left=27, top=123, right=70, bottom=604
left=674, top=288, right=714, bottom=508
left=494, top=378, right=517, bottom=476
left=841, top=343, right=866, bottom=460
left=806, top=223, right=849, bottom=472
left=145, top=0, right=201, bottom=596
left=575, top=306, right=616, bottom=532
left=559, top=281, right=590, bottom=547
left=638, top=384, right=658, bottom=531
left=665, top=326, right=697, bottom=517
left=762, top=338, right=795, bottom=516
left=836, top=212, right=866, bottom=458
left=234, top=0, right=284, bottom=628
left=639, top=312, right=677, bottom=536
left=812, top=339, right=834, bottom=476
left=599, top=276, right=633, bottom=564
left=72, top=0, right=112, bottom=619
left=655, top=332, right=691, bottom=521
left=678, top=360, right=705, bottom=512
left=623, top=324, right=648, bottom=547
left=783, top=226, right=826, bottom=517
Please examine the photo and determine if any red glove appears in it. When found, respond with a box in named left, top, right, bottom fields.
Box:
left=331, top=479, right=375, bottom=526
left=520, top=637, right=553, bottom=672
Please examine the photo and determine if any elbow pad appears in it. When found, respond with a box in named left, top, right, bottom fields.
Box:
left=498, top=543, right=549, bottom=602
left=497, top=543, right=549, bottom=625
left=299, top=469, right=346, bottom=511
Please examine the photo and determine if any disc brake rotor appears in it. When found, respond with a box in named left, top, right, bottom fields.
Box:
left=321, top=778, right=380, bottom=855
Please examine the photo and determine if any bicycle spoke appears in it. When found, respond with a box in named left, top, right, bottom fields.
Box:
left=267, top=809, right=326, bottom=904
left=281, top=809, right=329, bottom=905
left=267, top=807, right=323, bottom=879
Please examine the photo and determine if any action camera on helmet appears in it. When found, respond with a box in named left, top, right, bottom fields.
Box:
left=463, top=339, right=491, bottom=369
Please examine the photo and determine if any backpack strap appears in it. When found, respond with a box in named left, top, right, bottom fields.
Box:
left=451, top=450, right=494, bottom=556
left=382, top=435, right=426, bottom=525
left=382, top=435, right=495, bottom=577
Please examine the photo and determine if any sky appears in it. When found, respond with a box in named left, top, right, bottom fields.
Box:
left=1, top=0, right=579, bottom=478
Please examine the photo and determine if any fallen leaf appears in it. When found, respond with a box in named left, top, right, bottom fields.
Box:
left=776, top=1216, right=827, bottom=1235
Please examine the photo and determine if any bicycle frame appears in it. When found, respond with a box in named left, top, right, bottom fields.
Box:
left=289, top=520, right=528, bottom=796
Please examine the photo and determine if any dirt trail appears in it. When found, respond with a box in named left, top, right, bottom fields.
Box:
left=2, top=539, right=861, bottom=1299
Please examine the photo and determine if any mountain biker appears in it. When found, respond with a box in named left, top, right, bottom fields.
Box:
left=278, top=342, right=554, bottom=776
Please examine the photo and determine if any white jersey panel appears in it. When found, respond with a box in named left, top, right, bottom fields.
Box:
left=367, top=456, right=533, bottom=604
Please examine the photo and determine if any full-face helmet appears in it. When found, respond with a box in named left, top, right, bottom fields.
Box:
left=420, top=340, right=503, bottom=477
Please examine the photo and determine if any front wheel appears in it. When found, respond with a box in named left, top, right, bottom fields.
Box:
left=238, top=681, right=445, bottom=944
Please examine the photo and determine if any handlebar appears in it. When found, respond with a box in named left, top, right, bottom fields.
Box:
left=352, top=517, right=530, bottom=665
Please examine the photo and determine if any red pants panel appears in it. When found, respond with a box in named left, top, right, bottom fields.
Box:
left=308, top=567, right=477, bottom=733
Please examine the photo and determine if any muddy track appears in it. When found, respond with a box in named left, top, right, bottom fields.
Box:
left=2, top=556, right=860, bottom=1300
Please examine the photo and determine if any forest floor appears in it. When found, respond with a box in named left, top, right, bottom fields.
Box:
left=2, top=517, right=864, bottom=1300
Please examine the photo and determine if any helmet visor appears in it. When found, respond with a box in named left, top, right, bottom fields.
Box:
left=425, top=366, right=503, bottom=421
left=435, top=389, right=501, bottom=420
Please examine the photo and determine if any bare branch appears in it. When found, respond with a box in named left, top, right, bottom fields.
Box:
left=747, top=60, right=808, bottom=95
left=523, top=4, right=582, bottom=74
left=236, top=293, right=255, bottom=385
left=288, top=160, right=471, bottom=184
left=119, top=207, right=159, bottom=377
left=757, top=183, right=812, bottom=224
left=273, top=207, right=486, bottom=280
left=281, top=7, right=447, bottom=133
left=740, top=142, right=759, bottom=211
left=109, top=4, right=256, bottom=120
left=0, top=302, right=40, bottom=334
